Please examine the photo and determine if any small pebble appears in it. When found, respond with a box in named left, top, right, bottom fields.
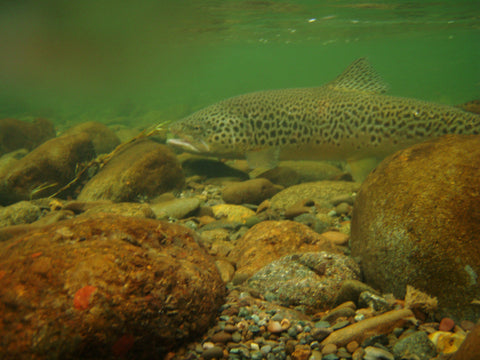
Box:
left=321, top=230, right=349, bottom=245
left=248, top=325, right=261, bottom=334
left=439, top=317, right=455, bottom=331
left=260, top=345, right=272, bottom=354
left=314, top=320, right=330, bottom=328
left=331, top=320, right=350, bottom=330
left=268, top=320, right=284, bottom=334
left=251, top=350, right=263, bottom=360
left=352, top=347, right=365, bottom=360
left=337, top=347, right=351, bottom=358
left=231, top=332, right=242, bottom=343
left=210, top=331, right=232, bottom=344
left=346, top=340, right=359, bottom=353
left=364, top=346, right=394, bottom=360
left=224, top=324, right=237, bottom=333
left=323, top=353, right=340, bottom=360
left=203, top=342, right=215, bottom=350
left=460, top=320, right=475, bottom=331
left=322, top=343, right=337, bottom=355
left=203, top=346, right=224, bottom=359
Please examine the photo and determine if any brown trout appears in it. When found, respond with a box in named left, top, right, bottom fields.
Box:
left=166, top=58, right=480, bottom=180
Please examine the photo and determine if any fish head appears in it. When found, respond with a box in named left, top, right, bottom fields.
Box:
left=167, top=104, right=248, bottom=158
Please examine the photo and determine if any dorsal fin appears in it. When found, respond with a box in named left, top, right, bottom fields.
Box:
left=327, top=58, right=389, bottom=94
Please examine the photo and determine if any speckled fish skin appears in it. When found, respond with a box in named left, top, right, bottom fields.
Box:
left=167, top=58, right=480, bottom=166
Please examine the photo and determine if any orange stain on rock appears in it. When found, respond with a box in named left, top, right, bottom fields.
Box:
left=73, top=285, right=97, bottom=310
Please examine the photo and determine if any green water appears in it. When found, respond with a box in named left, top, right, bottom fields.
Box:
left=0, top=0, right=478, bottom=128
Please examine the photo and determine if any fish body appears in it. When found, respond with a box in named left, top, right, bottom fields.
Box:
left=167, top=58, right=480, bottom=179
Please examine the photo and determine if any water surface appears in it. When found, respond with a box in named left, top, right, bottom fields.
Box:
left=0, top=0, right=478, bottom=127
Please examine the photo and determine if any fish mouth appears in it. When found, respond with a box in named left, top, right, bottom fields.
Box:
left=167, top=137, right=210, bottom=153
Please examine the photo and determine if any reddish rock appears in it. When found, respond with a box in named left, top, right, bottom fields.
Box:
left=0, top=213, right=225, bottom=359
left=230, top=220, right=340, bottom=278
left=439, top=317, right=455, bottom=332
left=0, top=133, right=96, bottom=205
left=78, top=139, right=184, bottom=202
left=62, top=121, right=121, bottom=155
left=0, top=117, right=55, bottom=155
left=351, top=135, right=480, bottom=321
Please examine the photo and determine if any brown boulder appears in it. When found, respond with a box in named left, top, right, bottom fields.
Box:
left=62, top=121, right=121, bottom=155
left=230, top=220, right=340, bottom=278
left=0, top=118, right=56, bottom=155
left=351, top=135, right=480, bottom=321
left=451, top=323, right=480, bottom=360
left=78, top=139, right=184, bottom=202
left=0, top=213, right=225, bottom=359
left=0, top=133, right=96, bottom=205
left=222, top=178, right=283, bottom=205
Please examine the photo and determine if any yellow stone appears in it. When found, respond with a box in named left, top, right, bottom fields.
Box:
left=428, top=331, right=466, bottom=354
left=211, top=204, right=256, bottom=223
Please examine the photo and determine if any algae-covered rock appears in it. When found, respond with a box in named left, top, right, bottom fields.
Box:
left=0, top=117, right=56, bottom=155
left=78, top=139, right=184, bottom=202
left=351, top=134, right=480, bottom=321
left=0, top=133, right=96, bottom=205
left=247, top=252, right=360, bottom=312
left=62, top=121, right=121, bottom=155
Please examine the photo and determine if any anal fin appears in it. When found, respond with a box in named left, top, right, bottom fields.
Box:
left=246, top=148, right=280, bottom=169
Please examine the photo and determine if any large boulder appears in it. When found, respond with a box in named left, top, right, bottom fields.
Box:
left=0, top=213, right=225, bottom=359
left=0, top=117, right=56, bottom=155
left=0, top=133, right=96, bottom=205
left=62, top=121, right=121, bottom=155
left=351, top=135, right=480, bottom=321
left=78, top=139, right=184, bottom=202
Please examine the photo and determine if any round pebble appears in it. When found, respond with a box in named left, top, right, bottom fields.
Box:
left=439, top=317, right=455, bottom=331
left=331, top=320, right=350, bottom=330
left=323, top=353, right=340, bottom=360
left=322, top=343, right=338, bottom=355
left=203, top=346, right=224, bottom=359
left=260, top=345, right=272, bottom=354
left=267, top=320, right=283, bottom=333
left=314, top=320, right=330, bottom=328
left=346, top=340, right=359, bottom=353
left=211, top=331, right=232, bottom=344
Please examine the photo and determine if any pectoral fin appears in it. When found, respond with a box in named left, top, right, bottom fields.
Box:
left=246, top=148, right=280, bottom=169
left=347, top=157, right=381, bottom=182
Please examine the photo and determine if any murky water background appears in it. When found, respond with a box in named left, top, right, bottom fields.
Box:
left=0, top=0, right=478, bottom=128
